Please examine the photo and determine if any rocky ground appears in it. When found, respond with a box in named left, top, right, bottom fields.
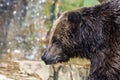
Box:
left=0, top=53, right=90, bottom=80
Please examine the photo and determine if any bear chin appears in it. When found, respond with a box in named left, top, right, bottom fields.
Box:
left=43, top=58, right=69, bottom=65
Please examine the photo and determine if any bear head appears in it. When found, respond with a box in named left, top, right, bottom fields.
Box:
left=42, top=11, right=83, bottom=64
left=41, top=9, right=109, bottom=65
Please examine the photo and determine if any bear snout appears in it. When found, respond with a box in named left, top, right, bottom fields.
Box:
left=41, top=49, right=61, bottom=65
left=41, top=43, right=64, bottom=64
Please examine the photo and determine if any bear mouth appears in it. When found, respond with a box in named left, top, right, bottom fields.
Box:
left=44, top=58, right=69, bottom=65
left=42, top=54, right=69, bottom=65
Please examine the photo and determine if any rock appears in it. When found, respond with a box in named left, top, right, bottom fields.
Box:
left=0, top=74, right=14, bottom=80
left=0, top=60, right=89, bottom=80
left=16, top=60, right=50, bottom=80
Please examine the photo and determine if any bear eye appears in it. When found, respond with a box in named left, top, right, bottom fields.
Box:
left=53, top=40, right=60, bottom=45
left=52, top=38, right=59, bottom=44
left=52, top=38, right=57, bottom=43
left=55, top=41, right=60, bottom=45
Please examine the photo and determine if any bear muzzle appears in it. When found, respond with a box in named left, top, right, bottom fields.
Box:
left=41, top=51, right=59, bottom=64
left=42, top=50, right=69, bottom=65
left=41, top=42, right=70, bottom=64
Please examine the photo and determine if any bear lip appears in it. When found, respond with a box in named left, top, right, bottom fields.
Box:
left=44, top=60, right=57, bottom=65
left=42, top=53, right=69, bottom=65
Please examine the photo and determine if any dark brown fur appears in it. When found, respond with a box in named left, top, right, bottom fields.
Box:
left=42, top=0, right=120, bottom=80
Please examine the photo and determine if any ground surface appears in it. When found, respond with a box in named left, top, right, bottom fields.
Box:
left=0, top=53, right=90, bottom=80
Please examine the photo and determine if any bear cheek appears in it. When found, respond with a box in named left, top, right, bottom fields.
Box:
left=41, top=44, right=63, bottom=64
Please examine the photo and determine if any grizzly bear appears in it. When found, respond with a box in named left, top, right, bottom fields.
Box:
left=42, top=0, right=120, bottom=80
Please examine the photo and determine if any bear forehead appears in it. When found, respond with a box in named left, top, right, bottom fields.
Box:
left=49, top=12, right=68, bottom=43
left=53, top=12, right=68, bottom=29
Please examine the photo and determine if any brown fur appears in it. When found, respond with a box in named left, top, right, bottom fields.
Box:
left=42, top=0, right=120, bottom=80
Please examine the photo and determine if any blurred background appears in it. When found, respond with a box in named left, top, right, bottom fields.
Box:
left=0, top=0, right=108, bottom=80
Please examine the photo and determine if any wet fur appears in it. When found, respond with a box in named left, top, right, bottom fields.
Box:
left=69, top=1, right=120, bottom=80
left=42, top=0, right=120, bottom=80
left=73, top=1, right=119, bottom=80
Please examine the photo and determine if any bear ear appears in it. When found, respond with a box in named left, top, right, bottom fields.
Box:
left=68, top=12, right=81, bottom=24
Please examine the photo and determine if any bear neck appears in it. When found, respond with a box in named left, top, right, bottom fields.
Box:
left=73, top=0, right=120, bottom=58
left=65, top=0, right=120, bottom=79
left=73, top=1, right=120, bottom=76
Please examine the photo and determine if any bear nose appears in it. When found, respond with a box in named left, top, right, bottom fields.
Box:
left=41, top=51, right=51, bottom=64
left=41, top=51, right=56, bottom=65
left=41, top=53, right=47, bottom=62
left=41, top=54, right=52, bottom=65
